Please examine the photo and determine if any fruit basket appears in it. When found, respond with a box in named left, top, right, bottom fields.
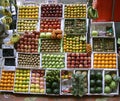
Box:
left=40, top=4, right=63, bottom=18
left=40, top=18, right=62, bottom=33
left=41, top=53, right=65, bottom=69
left=91, top=22, right=115, bottom=37
left=93, top=53, right=117, bottom=69
left=89, top=70, right=103, bottom=95
left=18, top=5, right=39, bottom=19
left=38, top=39, right=62, bottom=52
left=67, top=53, right=91, bottom=68
left=63, top=34, right=87, bottom=52
left=16, top=53, right=40, bottom=68
left=60, top=70, right=73, bottom=95
left=14, top=69, right=30, bottom=93
left=64, top=19, right=86, bottom=35
left=17, top=19, right=39, bottom=33
left=16, top=31, right=40, bottom=53
left=45, top=69, right=60, bottom=95
left=103, top=70, right=119, bottom=95
left=30, top=69, right=45, bottom=94
left=92, top=37, right=116, bottom=52
left=64, top=4, right=87, bottom=18
left=0, top=70, right=15, bottom=92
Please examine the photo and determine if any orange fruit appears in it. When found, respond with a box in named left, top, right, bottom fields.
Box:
left=101, top=61, right=105, bottom=64
left=102, top=54, right=105, bottom=57
left=112, top=61, right=116, bottom=65
left=112, top=64, right=116, bottom=68
left=97, top=61, right=101, bottom=64
left=104, top=65, right=109, bottom=68
left=112, top=57, right=116, bottom=61
left=94, top=53, right=98, bottom=57
left=94, top=65, right=97, bottom=68
left=112, top=53, right=116, bottom=57
left=94, top=57, right=98, bottom=61
left=101, top=64, right=105, bottom=68
left=101, top=57, right=105, bottom=60
left=94, top=61, right=98, bottom=65
left=108, top=65, right=113, bottom=68
left=97, top=65, right=101, bottom=68
left=105, top=54, right=109, bottom=57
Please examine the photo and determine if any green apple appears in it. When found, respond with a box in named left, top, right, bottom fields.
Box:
left=14, top=88, right=18, bottom=92
left=40, top=89, right=45, bottom=93
left=16, top=73, right=19, bottom=77
left=25, top=88, right=29, bottom=92
left=14, top=84, right=19, bottom=88
left=18, top=88, right=22, bottom=92
left=19, top=80, right=23, bottom=84
left=92, top=30, right=98, bottom=36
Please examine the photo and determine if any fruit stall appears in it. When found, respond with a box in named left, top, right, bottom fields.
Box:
left=0, top=2, right=119, bottom=97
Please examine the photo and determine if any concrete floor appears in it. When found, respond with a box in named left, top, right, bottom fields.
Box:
left=0, top=94, right=120, bottom=101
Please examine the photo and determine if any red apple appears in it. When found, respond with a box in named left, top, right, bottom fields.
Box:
left=71, top=60, right=75, bottom=64
left=67, top=56, right=71, bottom=61
left=71, top=64, right=74, bottom=68
left=79, top=64, right=83, bottom=68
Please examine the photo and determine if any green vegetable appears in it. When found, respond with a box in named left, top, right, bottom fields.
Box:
left=53, top=89, right=59, bottom=94
left=110, top=81, right=117, bottom=90
left=90, top=71, right=96, bottom=79
left=96, top=80, right=102, bottom=86
left=90, top=80, right=95, bottom=86
left=90, top=88, right=95, bottom=93
left=95, top=87, right=102, bottom=93
left=105, top=74, right=112, bottom=83
left=46, top=88, right=52, bottom=94
left=96, top=71, right=102, bottom=79
left=104, top=86, right=111, bottom=93
left=52, top=82, right=59, bottom=88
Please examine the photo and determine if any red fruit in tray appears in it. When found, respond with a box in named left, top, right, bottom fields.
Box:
left=84, top=61, right=88, bottom=65
left=79, top=64, right=83, bottom=68
left=75, top=53, right=79, bottom=57
left=75, top=64, right=79, bottom=68
left=71, top=64, right=75, bottom=68
left=67, top=61, right=71, bottom=64
left=71, top=56, right=75, bottom=60
left=67, top=64, right=71, bottom=68
left=76, top=57, right=80, bottom=60
left=71, top=60, right=75, bottom=64
left=67, top=56, right=71, bottom=61
left=80, top=56, right=84, bottom=60
left=71, top=53, right=75, bottom=57
left=75, top=61, right=80, bottom=64
left=67, top=53, right=71, bottom=57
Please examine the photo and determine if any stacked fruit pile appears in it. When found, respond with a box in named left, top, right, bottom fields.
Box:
left=16, top=31, right=40, bottom=53
left=46, top=70, right=60, bottom=94
left=64, top=4, right=86, bottom=18
left=90, top=70, right=103, bottom=94
left=63, top=34, right=86, bottom=52
left=39, top=39, right=61, bottom=52
left=18, top=6, right=39, bottom=19
left=67, top=53, right=91, bottom=68
left=17, top=20, right=38, bottom=32
left=30, top=70, right=45, bottom=94
left=64, top=19, right=86, bottom=34
left=93, top=38, right=115, bottom=52
left=14, top=69, right=30, bottom=93
left=93, top=53, right=116, bottom=69
left=42, top=54, right=65, bottom=69
left=41, top=4, right=63, bottom=17
left=104, top=71, right=118, bottom=94
left=17, top=53, right=40, bottom=68
left=0, top=71, right=15, bottom=91
left=40, top=19, right=61, bottom=32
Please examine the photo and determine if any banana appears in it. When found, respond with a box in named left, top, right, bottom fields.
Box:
left=88, top=6, right=98, bottom=19
left=5, top=24, right=9, bottom=30
left=5, top=16, right=12, bottom=24
left=10, top=33, right=20, bottom=44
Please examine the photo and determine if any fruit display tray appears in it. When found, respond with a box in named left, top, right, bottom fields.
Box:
left=63, top=34, right=87, bottom=52
left=16, top=53, right=40, bottom=68
left=17, top=19, right=39, bottom=33
left=41, top=53, right=65, bottom=69
left=38, top=39, right=62, bottom=52
left=64, top=4, right=87, bottom=18
left=40, top=4, right=63, bottom=18
left=0, top=70, right=15, bottom=92
left=91, top=22, right=115, bottom=37
left=92, top=53, right=117, bottom=69
left=0, top=69, right=118, bottom=96
left=91, top=37, right=116, bottom=52
left=64, top=19, right=86, bottom=35
left=18, top=5, right=40, bottom=19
